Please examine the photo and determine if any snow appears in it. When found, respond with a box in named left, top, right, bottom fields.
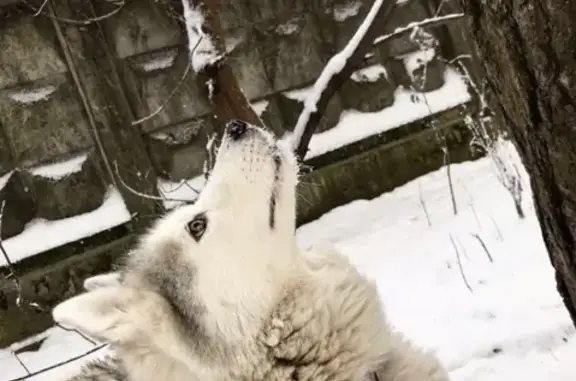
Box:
left=350, top=63, right=388, bottom=82
left=274, top=20, right=300, bottom=36
left=157, top=175, right=206, bottom=210
left=225, top=35, right=243, bottom=54
left=8, top=86, right=56, bottom=104
left=0, top=171, right=14, bottom=191
left=290, top=0, right=385, bottom=151
left=2, top=145, right=575, bottom=380
left=181, top=0, right=223, bottom=72
left=28, top=153, right=88, bottom=180
left=302, top=66, right=470, bottom=159
left=140, top=51, right=177, bottom=72
left=332, top=0, right=362, bottom=22
left=251, top=100, right=269, bottom=117
left=284, top=86, right=313, bottom=102
left=0, top=186, right=131, bottom=266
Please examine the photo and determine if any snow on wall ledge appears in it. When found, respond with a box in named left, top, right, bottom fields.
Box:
left=0, top=186, right=131, bottom=266
left=282, top=64, right=471, bottom=160
left=305, top=67, right=470, bottom=159
left=29, top=153, right=88, bottom=180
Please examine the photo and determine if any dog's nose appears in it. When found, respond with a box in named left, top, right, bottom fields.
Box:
left=226, top=119, right=248, bottom=140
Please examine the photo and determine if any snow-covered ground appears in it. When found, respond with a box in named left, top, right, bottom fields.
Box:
left=1, top=149, right=575, bottom=380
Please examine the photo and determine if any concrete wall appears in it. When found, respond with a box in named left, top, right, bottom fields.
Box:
left=0, top=0, right=480, bottom=345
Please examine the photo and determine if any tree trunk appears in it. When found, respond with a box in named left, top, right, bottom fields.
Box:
left=459, top=0, right=576, bottom=325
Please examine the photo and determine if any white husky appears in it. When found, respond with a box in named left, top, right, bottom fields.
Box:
left=53, top=120, right=450, bottom=381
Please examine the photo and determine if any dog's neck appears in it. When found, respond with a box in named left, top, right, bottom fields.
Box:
left=196, top=237, right=303, bottom=345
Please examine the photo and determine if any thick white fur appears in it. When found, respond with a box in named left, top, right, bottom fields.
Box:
left=53, top=123, right=450, bottom=381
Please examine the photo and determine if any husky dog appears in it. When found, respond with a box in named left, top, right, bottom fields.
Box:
left=53, top=120, right=450, bottom=381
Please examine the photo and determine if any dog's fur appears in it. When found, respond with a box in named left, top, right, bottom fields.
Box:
left=53, top=121, right=450, bottom=381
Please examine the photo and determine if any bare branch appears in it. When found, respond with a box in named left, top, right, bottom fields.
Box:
left=449, top=234, right=473, bottom=292
left=443, top=146, right=458, bottom=215
left=131, top=36, right=204, bottom=126
left=159, top=178, right=200, bottom=196
left=418, top=182, right=432, bottom=227
left=132, top=57, right=191, bottom=126
left=435, top=0, right=450, bottom=16
left=23, top=0, right=125, bottom=25
left=471, top=233, right=494, bottom=262
left=113, top=161, right=193, bottom=205
left=32, top=0, right=49, bottom=16
left=490, top=215, right=504, bottom=241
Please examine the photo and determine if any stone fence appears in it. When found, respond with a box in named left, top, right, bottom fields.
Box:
left=0, top=0, right=481, bottom=345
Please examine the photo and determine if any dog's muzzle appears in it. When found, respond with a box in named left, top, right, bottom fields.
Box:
left=226, top=119, right=248, bottom=141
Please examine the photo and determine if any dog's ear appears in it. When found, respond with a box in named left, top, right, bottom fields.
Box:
left=52, top=286, right=138, bottom=343
left=83, top=272, right=122, bottom=291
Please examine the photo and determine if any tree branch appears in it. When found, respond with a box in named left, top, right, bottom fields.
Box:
left=291, top=0, right=396, bottom=161
left=180, top=0, right=262, bottom=129
left=292, top=9, right=465, bottom=162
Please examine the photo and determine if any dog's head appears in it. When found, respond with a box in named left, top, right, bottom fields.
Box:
left=53, top=121, right=301, bottom=357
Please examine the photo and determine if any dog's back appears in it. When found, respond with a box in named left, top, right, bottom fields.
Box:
left=260, top=243, right=450, bottom=381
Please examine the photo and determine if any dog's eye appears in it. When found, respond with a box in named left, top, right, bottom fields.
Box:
left=186, top=214, right=207, bottom=241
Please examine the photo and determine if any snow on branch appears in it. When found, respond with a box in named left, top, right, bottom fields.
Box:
left=291, top=0, right=396, bottom=160
left=291, top=7, right=466, bottom=161
left=179, top=0, right=262, bottom=127
left=181, top=0, right=224, bottom=73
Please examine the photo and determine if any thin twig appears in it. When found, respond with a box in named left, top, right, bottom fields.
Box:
left=23, top=0, right=125, bottom=25
left=158, top=178, right=199, bottom=196
left=131, top=36, right=204, bottom=126
left=444, top=146, right=458, bottom=215
left=6, top=344, right=108, bottom=381
left=471, top=233, right=494, bottom=262
left=490, top=215, right=504, bottom=241
left=406, top=19, right=459, bottom=217
left=434, top=0, right=449, bottom=16
left=449, top=234, right=473, bottom=292
left=32, top=0, right=50, bottom=16
left=373, top=13, right=465, bottom=46
left=113, top=162, right=192, bottom=205
left=418, top=181, right=432, bottom=226
left=460, top=182, right=481, bottom=230
left=456, top=234, right=469, bottom=260
left=46, top=1, right=119, bottom=192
